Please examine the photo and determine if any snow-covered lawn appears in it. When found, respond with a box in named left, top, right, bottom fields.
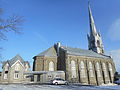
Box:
left=0, top=84, right=120, bottom=90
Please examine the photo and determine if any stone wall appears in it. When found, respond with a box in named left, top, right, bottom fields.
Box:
left=33, top=56, right=58, bottom=82
left=40, top=71, right=65, bottom=83
left=33, top=56, right=57, bottom=71
left=64, top=54, right=116, bottom=85
left=33, top=49, right=116, bottom=86
left=1, top=61, right=30, bottom=83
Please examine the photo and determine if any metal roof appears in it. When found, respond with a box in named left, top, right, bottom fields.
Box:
left=36, top=45, right=110, bottom=59
left=61, top=46, right=110, bottom=59
left=24, top=71, right=64, bottom=75
left=36, top=46, right=57, bottom=57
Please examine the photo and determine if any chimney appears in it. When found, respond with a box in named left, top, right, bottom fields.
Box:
left=54, top=42, right=61, bottom=56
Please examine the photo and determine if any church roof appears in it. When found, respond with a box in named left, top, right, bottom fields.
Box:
left=36, top=46, right=57, bottom=57
left=61, top=46, right=110, bottom=59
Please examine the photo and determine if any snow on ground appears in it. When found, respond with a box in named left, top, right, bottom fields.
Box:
left=96, top=83, right=120, bottom=90
left=98, top=85, right=120, bottom=90
left=99, top=83, right=117, bottom=86
left=0, top=84, right=120, bottom=90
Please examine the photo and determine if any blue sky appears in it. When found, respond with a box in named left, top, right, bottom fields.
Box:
left=0, top=0, right=120, bottom=72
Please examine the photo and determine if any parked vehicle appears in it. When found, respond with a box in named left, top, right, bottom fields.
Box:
left=51, top=78, right=68, bottom=85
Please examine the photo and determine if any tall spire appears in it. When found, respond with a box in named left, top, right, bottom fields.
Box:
left=87, top=2, right=104, bottom=54
left=88, top=2, right=97, bottom=36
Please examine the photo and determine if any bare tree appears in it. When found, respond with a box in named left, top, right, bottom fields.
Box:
left=0, top=8, right=24, bottom=40
left=0, top=8, right=24, bottom=59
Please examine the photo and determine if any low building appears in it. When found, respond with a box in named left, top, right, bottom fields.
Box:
left=25, top=71, right=65, bottom=83
left=1, top=54, right=30, bottom=83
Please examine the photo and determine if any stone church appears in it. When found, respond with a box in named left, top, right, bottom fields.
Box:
left=33, top=4, right=116, bottom=85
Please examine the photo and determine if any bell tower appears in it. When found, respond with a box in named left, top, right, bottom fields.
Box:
left=87, top=2, right=104, bottom=54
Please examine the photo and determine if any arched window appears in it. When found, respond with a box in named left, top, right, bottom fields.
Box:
left=49, top=61, right=54, bottom=71
left=71, top=60, right=76, bottom=78
left=89, top=62, right=94, bottom=77
left=109, top=63, right=113, bottom=77
left=108, top=63, right=112, bottom=71
left=96, top=62, right=101, bottom=77
left=102, top=63, right=108, bottom=77
left=80, top=61, right=86, bottom=78
left=96, top=62, right=100, bottom=70
left=89, top=62, right=93, bottom=70
left=80, top=61, right=85, bottom=69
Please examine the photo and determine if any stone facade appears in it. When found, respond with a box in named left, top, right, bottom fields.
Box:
left=33, top=56, right=57, bottom=71
left=32, top=47, right=65, bottom=83
left=60, top=54, right=116, bottom=85
left=1, top=55, right=30, bottom=83
left=33, top=44, right=116, bottom=85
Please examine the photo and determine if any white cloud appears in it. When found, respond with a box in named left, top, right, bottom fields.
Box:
left=108, top=18, right=120, bottom=41
left=107, top=50, right=120, bottom=73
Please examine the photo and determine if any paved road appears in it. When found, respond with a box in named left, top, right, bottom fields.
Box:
left=0, top=84, right=119, bottom=90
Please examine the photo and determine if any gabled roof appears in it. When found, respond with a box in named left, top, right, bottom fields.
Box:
left=36, top=46, right=57, bottom=57
left=61, top=46, right=110, bottom=59
left=8, top=54, right=25, bottom=66
left=2, top=54, right=30, bottom=68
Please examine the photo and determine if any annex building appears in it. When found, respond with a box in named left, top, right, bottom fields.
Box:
left=0, top=55, right=30, bottom=83
left=32, top=4, right=116, bottom=85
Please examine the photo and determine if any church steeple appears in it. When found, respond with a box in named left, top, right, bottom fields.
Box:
left=88, top=2, right=97, bottom=36
left=87, top=2, right=104, bottom=54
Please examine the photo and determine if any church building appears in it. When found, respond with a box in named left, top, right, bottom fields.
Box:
left=32, top=3, right=116, bottom=85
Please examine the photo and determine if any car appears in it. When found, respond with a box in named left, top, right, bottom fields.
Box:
left=114, top=79, right=120, bottom=85
left=51, top=78, right=68, bottom=85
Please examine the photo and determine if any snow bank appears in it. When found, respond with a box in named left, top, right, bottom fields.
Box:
left=100, top=83, right=117, bottom=86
